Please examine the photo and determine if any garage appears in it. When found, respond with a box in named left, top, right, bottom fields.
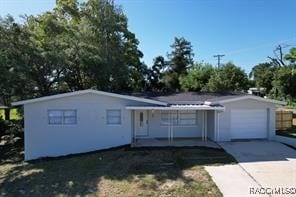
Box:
left=230, top=109, right=268, bottom=139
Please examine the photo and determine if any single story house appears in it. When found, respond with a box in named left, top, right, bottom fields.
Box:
left=12, top=89, right=285, bottom=160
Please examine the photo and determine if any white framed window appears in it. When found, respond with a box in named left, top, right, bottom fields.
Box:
left=64, top=110, right=77, bottom=125
left=161, top=111, right=178, bottom=125
left=106, top=109, right=121, bottom=125
left=160, top=110, right=197, bottom=126
left=48, top=110, right=77, bottom=125
left=179, top=111, right=197, bottom=125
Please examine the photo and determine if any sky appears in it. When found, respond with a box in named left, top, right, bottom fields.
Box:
left=0, top=0, right=296, bottom=73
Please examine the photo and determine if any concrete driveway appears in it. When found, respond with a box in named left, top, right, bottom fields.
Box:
left=206, top=141, right=296, bottom=197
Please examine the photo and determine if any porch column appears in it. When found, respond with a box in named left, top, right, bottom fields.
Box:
left=201, top=111, right=204, bottom=141
left=214, top=110, right=221, bottom=141
left=169, top=110, right=172, bottom=144
left=214, top=111, right=217, bottom=141
left=167, top=111, right=170, bottom=144
left=131, top=110, right=135, bottom=146
left=204, top=110, right=207, bottom=142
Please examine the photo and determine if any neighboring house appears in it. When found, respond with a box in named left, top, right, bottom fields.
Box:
left=248, top=87, right=266, bottom=97
left=12, top=89, right=285, bottom=160
left=0, top=104, right=7, bottom=109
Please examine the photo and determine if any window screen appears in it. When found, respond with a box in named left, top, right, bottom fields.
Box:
left=48, top=110, right=77, bottom=125
left=107, top=110, right=121, bottom=125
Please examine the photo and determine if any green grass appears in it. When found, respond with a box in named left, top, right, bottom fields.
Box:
left=0, top=108, right=22, bottom=120
left=0, top=145, right=236, bottom=196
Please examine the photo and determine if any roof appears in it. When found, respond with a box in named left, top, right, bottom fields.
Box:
left=12, top=89, right=286, bottom=106
left=132, top=92, right=246, bottom=104
left=11, top=89, right=167, bottom=106
left=0, top=104, right=7, bottom=109
left=120, top=91, right=285, bottom=105
left=126, top=104, right=225, bottom=111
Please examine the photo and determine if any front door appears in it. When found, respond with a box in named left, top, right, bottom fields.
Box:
left=135, top=110, right=148, bottom=136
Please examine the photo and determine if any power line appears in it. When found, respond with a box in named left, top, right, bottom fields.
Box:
left=201, top=36, right=296, bottom=64
left=213, top=54, right=225, bottom=68
left=224, top=36, right=296, bottom=56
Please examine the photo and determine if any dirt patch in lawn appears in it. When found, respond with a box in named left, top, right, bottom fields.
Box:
left=0, top=145, right=236, bottom=196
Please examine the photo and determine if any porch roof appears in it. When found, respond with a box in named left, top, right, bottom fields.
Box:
left=126, top=104, right=225, bottom=111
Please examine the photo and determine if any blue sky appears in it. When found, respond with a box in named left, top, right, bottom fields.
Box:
left=1, top=0, right=296, bottom=73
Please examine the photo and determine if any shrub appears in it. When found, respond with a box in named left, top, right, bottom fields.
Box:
left=0, top=118, right=10, bottom=136
left=0, top=118, right=23, bottom=145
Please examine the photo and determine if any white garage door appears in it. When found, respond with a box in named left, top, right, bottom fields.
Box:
left=231, top=109, right=267, bottom=139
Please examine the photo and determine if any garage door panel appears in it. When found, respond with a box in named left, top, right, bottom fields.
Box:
left=231, top=109, right=267, bottom=139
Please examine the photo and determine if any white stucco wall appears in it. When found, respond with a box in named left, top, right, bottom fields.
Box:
left=145, top=110, right=203, bottom=138
left=24, top=93, right=149, bottom=160
left=217, top=99, right=276, bottom=142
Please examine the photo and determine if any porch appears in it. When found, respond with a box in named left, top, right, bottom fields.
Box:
left=126, top=104, right=224, bottom=146
left=132, top=137, right=220, bottom=148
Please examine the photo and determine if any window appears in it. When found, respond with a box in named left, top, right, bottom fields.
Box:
left=161, top=110, right=197, bottom=126
left=179, top=111, right=196, bottom=125
left=48, top=110, right=77, bottom=125
left=161, top=111, right=178, bottom=125
left=107, top=110, right=121, bottom=125
left=64, top=110, right=77, bottom=125
left=140, top=112, right=144, bottom=127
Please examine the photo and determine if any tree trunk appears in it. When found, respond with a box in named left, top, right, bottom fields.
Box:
left=4, top=108, right=10, bottom=120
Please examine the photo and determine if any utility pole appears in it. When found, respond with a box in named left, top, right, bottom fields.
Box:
left=213, top=54, right=225, bottom=68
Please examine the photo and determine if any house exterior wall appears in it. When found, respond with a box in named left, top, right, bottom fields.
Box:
left=217, top=99, right=276, bottom=142
left=23, top=91, right=278, bottom=160
left=144, top=110, right=203, bottom=138
left=24, top=93, right=150, bottom=160
left=207, top=110, right=215, bottom=140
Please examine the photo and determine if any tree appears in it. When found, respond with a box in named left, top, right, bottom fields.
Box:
left=249, top=62, right=275, bottom=93
left=128, top=61, right=149, bottom=91
left=0, top=16, right=33, bottom=119
left=205, top=62, right=249, bottom=92
left=285, top=47, right=296, bottom=64
left=268, top=45, right=287, bottom=67
left=12, top=0, right=143, bottom=95
left=180, top=63, right=215, bottom=91
left=25, top=12, right=68, bottom=96
left=271, top=65, right=296, bottom=100
left=146, top=56, right=168, bottom=90
left=60, top=0, right=143, bottom=91
left=163, top=37, right=194, bottom=90
left=0, top=0, right=145, bottom=117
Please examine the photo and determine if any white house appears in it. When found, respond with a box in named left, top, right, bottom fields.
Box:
left=12, top=89, right=285, bottom=160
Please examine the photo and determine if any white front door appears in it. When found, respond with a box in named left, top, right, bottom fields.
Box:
left=135, top=110, right=148, bottom=136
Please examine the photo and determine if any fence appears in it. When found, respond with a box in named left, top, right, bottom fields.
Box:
left=276, top=110, right=293, bottom=130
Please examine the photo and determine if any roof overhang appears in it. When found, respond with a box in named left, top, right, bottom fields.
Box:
left=216, top=95, right=287, bottom=105
left=126, top=105, right=225, bottom=111
left=12, top=89, right=168, bottom=106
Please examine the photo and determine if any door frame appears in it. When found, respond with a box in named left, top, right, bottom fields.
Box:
left=134, top=110, right=149, bottom=137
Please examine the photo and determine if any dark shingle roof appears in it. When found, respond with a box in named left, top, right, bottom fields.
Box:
left=120, top=91, right=248, bottom=104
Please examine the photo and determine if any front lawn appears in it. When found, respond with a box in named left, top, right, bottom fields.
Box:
left=0, top=144, right=235, bottom=196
